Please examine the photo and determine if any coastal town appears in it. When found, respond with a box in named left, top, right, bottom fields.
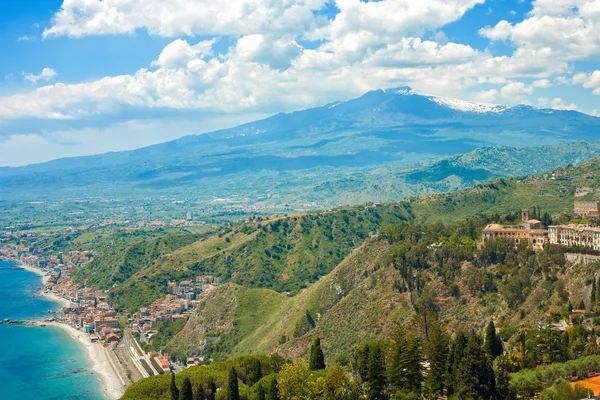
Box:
left=0, top=236, right=220, bottom=400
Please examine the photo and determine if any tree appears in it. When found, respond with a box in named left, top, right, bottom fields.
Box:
left=592, top=279, right=597, bottom=310
left=367, top=344, right=386, bottom=400
left=578, top=299, right=586, bottom=310
left=248, top=358, right=263, bottom=386
left=309, top=337, right=326, bottom=371
left=426, top=323, right=450, bottom=397
left=170, top=373, right=180, bottom=400
left=445, top=330, right=468, bottom=396
left=256, top=383, right=266, bottom=400
left=388, top=326, right=423, bottom=396
left=278, top=359, right=314, bottom=400
left=194, top=383, right=205, bottom=400
left=584, top=335, right=600, bottom=356
left=266, top=377, right=279, bottom=400
left=179, top=377, right=193, bottom=400
left=206, top=379, right=217, bottom=400
left=227, top=368, right=240, bottom=400
left=484, top=320, right=504, bottom=360
left=455, top=333, right=496, bottom=400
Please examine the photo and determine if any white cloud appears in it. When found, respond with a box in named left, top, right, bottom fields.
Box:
left=17, top=35, right=34, bottom=42
left=550, top=97, right=580, bottom=111
left=44, top=0, right=329, bottom=38
left=23, top=68, right=57, bottom=85
left=152, top=38, right=216, bottom=68
left=537, top=97, right=549, bottom=107
left=479, top=1, right=600, bottom=63
left=573, top=70, right=600, bottom=95
left=472, top=89, right=499, bottom=103
left=499, top=81, right=533, bottom=102
left=592, top=109, right=599, bottom=117
left=532, top=79, right=552, bottom=88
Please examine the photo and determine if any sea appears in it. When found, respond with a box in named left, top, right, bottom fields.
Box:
left=0, top=259, right=106, bottom=400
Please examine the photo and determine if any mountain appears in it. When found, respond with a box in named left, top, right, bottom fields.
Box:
left=1, top=87, right=599, bottom=222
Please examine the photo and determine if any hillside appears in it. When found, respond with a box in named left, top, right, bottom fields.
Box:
left=62, top=156, right=600, bottom=314
left=52, top=157, right=599, bottom=364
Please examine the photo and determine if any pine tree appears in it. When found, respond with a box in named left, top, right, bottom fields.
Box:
left=367, top=344, right=386, bottom=400
left=388, top=326, right=423, bottom=396
left=266, top=377, right=279, bottom=400
left=179, top=377, right=193, bottom=400
left=170, top=373, right=180, bottom=400
left=426, top=323, right=450, bottom=397
left=227, top=368, right=240, bottom=400
left=309, top=337, right=326, bottom=370
left=484, top=320, right=503, bottom=359
left=194, top=383, right=205, bottom=400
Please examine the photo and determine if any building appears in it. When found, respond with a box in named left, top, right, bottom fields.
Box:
left=94, top=317, right=120, bottom=331
left=548, top=225, right=600, bottom=250
left=480, top=208, right=547, bottom=249
left=481, top=224, right=547, bottom=248
left=574, top=201, right=600, bottom=217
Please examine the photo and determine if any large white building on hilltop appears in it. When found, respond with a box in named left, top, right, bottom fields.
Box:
left=548, top=225, right=600, bottom=251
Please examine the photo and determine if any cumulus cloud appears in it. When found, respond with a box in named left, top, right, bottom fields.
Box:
left=479, top=1, right=600, bottom=62
left=43, top=0, right=329, bottom=38
left=532, top=79, right=552, bottom=88
left=550, top=97, right=580, bottom=111
left=23, top=68, right=57, bottom=85
left=152, top=38, right=217, bottom=68
left=499, top=81, right=533, bottom=103
left=573, top=70, right=600, bottom=95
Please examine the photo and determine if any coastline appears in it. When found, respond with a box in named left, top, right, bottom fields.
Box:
left=17, top=261, right=72, bottom=307
left=42, top=321, right=127, bottom=400
left=11, top=260, right=127, bottom=399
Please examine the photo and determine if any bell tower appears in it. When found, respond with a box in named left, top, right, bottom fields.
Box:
left=521, top=209, right=529, bottom=222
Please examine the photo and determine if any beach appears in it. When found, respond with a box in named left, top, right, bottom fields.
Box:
left=43, top=321, right=127, bottom=400
left=16, top=261, right=126, bottom=399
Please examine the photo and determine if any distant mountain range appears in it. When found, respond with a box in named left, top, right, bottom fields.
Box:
left=1, top=87, right=599, bottom=218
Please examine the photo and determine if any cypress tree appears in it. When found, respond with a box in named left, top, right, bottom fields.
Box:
left=592, top=279, right=597, bottom=309
left=484, top=320, right=503, bottom=359
left=206, top=379, right=216, bottom=400
left=367, top=344, right=386, bottom=400
left=596, top=277, right=600, bottom=306
left=445, top=330, right=468, bottom=396
left=170, top=373, right=180, bottom=400
left=309, top=337, right=326, bottom=370
left=579, top=299, right=586, bottom=310
left=256, top=383, right=266, bottom=400
left=266, top=377, right=279, bottom=400
left=227, top=368, right=240, bottom=400
left=248, top=358, right=263, bottom=386
left=426, top=323, right=450, bottom=397
left=194, top=383, right=205, bottom=400
left=455, top=333, right=496, bottom=400
left=179, top=377, right=193, bottom=400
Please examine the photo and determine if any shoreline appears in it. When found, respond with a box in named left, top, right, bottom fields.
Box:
left=17, top=261, right=72, bottom=307
left=9, top=259, right=127, bottom=399
left=41, top=321, right=126, bottom=400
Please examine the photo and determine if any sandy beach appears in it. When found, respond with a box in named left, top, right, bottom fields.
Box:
left=14, top=261, right=126, bottom=399
left=43, top=322, right=127, bottom=400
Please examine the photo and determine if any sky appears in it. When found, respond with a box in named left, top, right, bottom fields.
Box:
left=0, top=0, right=599, bottom=167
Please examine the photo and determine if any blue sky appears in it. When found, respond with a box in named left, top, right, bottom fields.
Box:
left=0, top=0, right=599, bottom=166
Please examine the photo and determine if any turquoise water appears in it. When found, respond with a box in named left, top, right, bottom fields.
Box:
left=0, top=259, right=106, bottom=399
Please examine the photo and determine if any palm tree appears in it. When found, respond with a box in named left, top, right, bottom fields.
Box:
left=584, top=335, right=600, bottom=356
